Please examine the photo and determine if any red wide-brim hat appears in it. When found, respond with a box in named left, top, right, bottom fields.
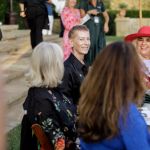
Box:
left=124, top=26, right=150, bottom=42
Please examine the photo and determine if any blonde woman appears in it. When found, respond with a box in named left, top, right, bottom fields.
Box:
left=20, top=42, right=77, bottom=150
left=61, top=0, right=81, bottom=60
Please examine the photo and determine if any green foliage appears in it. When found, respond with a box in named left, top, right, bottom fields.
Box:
left=126, top=10, right=150, bottom=18
left=118, top=3, right=128, bottom=9
left=104, top=0, right=111, bottom=9
left=7, top=125, right=21, bottom=150
left=0, top=0, right=26, bottom=28
left=0, top=0, right=8, bottom=23
left=107, top=10, right=150, bottom=35
left=106, top=10, right=117, bottom=35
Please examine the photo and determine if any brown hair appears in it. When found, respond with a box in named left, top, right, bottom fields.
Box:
left=78, top=41, right=145, bottom=142
left=68, top=25, right=89, bottom=39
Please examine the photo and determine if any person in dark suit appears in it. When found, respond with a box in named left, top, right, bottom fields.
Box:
left=60, top=25, right=90, bottom=105
left=19, top=0, right=48, bottom=49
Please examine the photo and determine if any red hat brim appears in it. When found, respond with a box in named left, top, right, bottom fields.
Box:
left=124, top=33, right=150, bottom=42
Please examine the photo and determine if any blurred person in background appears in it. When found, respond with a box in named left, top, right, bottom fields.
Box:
left=79, top=0, right=109, bottom=65
left=19, top=0, right=48, bottom=49
left=125, top=26, right=150, bottom=107
left=61, top=0, right=81, bottom=60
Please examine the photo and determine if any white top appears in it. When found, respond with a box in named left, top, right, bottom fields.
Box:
left=143, top=59, right=150, bottom=76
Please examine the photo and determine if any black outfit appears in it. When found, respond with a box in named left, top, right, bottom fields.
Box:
left=20, top=87, right=77, bottom=150
left=0, top=28, right=2, bottom=40
left=59, top=53, right=89, bottom=105
left=59, top=17, right=65, bottom=37
left=19, top=0, right=48, bottom=48
left=79, top=1, right=106, bottom=65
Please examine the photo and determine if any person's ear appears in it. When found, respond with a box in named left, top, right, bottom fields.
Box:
left=69, top=39, right=74, bottom=48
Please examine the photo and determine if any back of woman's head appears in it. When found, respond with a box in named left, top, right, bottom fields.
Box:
left=29, top=42, right=64, bottom=88
left=78, top=41, right=144, bottom=142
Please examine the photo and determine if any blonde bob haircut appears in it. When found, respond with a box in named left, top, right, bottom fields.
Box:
left=29, top=42, right=64, bottom=88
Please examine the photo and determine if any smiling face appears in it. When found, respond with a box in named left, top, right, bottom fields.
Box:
left=68, top=0, right=77, bottom=8
left=136, top=37, right=150, bottom=59
left=70, top=30, right=90, bottom=57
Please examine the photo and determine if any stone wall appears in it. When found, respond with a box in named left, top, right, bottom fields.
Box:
left=115, top=17, right=150, bottom=36
left=110, top=0, right=150, bottom=10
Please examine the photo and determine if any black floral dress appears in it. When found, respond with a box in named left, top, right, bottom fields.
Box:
left=20, top=87, right=77, bottom=150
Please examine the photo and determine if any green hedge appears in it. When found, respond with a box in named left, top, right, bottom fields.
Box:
left=0, top=0, right=7, bottom=23
left=126, top=10, right=150, bottom=18
left=0, top=0, right=26, bottom=29
left=1, top=2, right=150, bottom=33
left=107, top=10, right=150, bottom=35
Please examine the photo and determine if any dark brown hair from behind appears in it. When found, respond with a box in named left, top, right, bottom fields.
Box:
left=68, top=25, right=89, bottom=39
left=78, top=41, right=145, bottom=142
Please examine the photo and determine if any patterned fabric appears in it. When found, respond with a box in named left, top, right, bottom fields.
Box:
left=61, top=7, right=80, bottom=60
left=22, top=87, right=77, bottom=147
left=41, top=89, right=77, bottom=145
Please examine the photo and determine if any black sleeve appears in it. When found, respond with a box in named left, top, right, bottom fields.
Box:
left=19, top=0, right=24, bottom=3
left=101, top=2, right=106, bottom=12
left=35, top=95, right=65, bottom=145
left=59, top=66, right=74, bottom=101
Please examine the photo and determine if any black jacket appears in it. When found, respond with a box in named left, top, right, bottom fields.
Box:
left=20, top=87, right=77, bottom=150
left=60, top=53, right=89, bottom=105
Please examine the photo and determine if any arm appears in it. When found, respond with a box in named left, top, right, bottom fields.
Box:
left=19, top=3, right=26, bottom=17
left=59, top=66, right=73, bottom=102
left=47, top=0, right=52, bottom=4
left=120, top=104, right=150, bottom=150
left=37, top=96, right=65, bottom=148
left=80, top=9, right=86, bottom=18
left=102, top=11, right=109, bottom=33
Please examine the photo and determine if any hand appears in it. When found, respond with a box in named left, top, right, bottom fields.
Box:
left=47, top=0, right=52, bottom=3
left=88, top=9, right=99, bottom=15
left=104, top=23, right=109, bottom=33
left=55, top=138, right=65, bottom=150
left=20, top=11, right=26, bottom=18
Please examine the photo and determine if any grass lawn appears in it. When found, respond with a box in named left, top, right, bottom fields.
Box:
left=6, top=35, right=122, bottom=150
left=106, top=36, right=123, bottom=44
left=7, top=125, right=21, bottom=150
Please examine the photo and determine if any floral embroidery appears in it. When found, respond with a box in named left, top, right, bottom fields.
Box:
left=41, top=90, right=76, bottom=145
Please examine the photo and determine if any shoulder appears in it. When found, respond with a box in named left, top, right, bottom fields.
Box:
left=64, top=59, right=75, bottom=75
left=120, top=103, right=147, bottom=132
left=28, top=87, right=51, bottom=100
left=126, top=104, right=145, bottom=124
left=75, top=8, right=80, bottom=13
left=62, top=7, right=69, bottom=13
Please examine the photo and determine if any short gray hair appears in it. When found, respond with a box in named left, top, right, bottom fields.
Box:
left=28, top=42, right=64, bottom=88
left=68, top=25, right=89, bottom=39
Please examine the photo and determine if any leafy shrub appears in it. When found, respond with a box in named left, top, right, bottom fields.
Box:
left=107, top=10, right=150, bottom=35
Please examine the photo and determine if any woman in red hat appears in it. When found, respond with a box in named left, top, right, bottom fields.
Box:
left=125, top=26, right=150, bottom=110
left=125, top=26, right=150, bottom=86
